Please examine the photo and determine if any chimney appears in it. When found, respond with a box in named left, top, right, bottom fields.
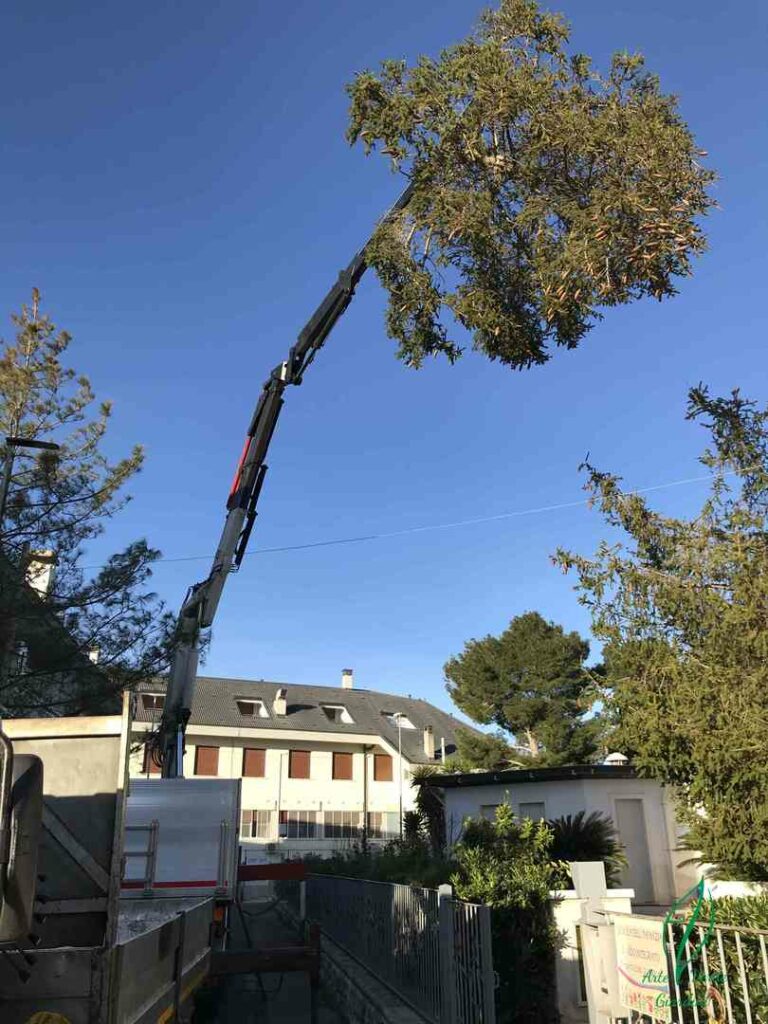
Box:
left=423, top=725, right=435, bottom=760
left=25, top=550, right=57, bottom=598
left=273, top=687, right=287, bottom=716
left=341, top=668, right=354, bottom=690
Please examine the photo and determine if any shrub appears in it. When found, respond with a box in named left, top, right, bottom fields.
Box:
left=411, top=765, right=447, bottom=854
left=302, top=839, right=454, bottom=889
left=548, top=810, right=627, bottom=887
left=453, top=805, right=566, bottom=1023
left=301, top=803, right=566, bottom=1023
left=689, top=897, right=768, bottom=1022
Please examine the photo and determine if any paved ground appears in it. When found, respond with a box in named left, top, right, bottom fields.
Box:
left=193, top=900, right=343, bottom=1023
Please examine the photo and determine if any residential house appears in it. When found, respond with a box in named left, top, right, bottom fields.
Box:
left=426, top=764, right=698, bottom=909
left=130, top=670, right=470, bottom=860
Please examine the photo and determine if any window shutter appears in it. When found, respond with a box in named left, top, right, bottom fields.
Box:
left=243, top=748, right=266, bottom=777
left=332, top=752, right=353, bottom=781
left=194, top=745, right=219, bottom=776
left=518, top=801, right=546, bottom=820
left=373, top=753, right=393, bottom=782
left=289, top=750, right=311, bottom=779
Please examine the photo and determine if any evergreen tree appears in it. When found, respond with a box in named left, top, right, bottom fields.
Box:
left=450, top=727, right=528, bottom=770
left=0, top=289, right=174, bottom=715
left=557, top=386, right=768, bottom=879
left=444, top=611, right=602, bottom=765
left=347, top=0, right=714, bottom=370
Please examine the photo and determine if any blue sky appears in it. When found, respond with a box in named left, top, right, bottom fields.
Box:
left=1, top=0, right=765, bottom=718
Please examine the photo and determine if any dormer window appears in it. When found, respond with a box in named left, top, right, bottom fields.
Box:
left=141, top=693, right=165, bottom=712
left=236, top=698, right=269, bottom=719
left=322, top=704, right=354, bottom=724
left=382, top=712, right=415, bottom=730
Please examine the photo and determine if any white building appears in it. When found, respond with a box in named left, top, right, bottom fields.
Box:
left=428, top=764, right=698, bottom=909
left=130, top=671, right=470, bottom=860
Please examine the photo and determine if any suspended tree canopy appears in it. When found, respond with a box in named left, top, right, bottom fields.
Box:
left=347, top=0, right=715, bottom=369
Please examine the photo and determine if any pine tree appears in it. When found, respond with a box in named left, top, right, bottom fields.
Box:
left=0, top=289, right=174, bottom=716
left=450, top=727, right=527, bottom=770
left=556, top=387, right=768, bottom=878
left=347, top=0, right=714, bottom=370
left=444, top=611, right=602, bottom=765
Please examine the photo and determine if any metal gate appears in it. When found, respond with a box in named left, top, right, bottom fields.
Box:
left=306, top=874, right=496, bottom=1024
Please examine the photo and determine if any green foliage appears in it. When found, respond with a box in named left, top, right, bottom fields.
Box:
left=548, top=810, right=627, bottom=886
left=410, top=764, right=447, bottom=854
left=444, top=610, right=603, bottom=764
left=455, top=804, right=566, bottom=900
left=302, top=803, right=566, bottom=1023
left=448, top=726, right=527, bottom=770
left=712, top=894, right=768, bottom=930
left=347, top=0, right=714, bottom=370
left=401, top=809, right=424, bottom=846
left=453, top=804, right=565, bottom=1022
left=556, top=387, right=768, bottom=879
left=683, top=898, right=768, bottom=1022
left=301, top=840, right=453, bottom=890
left=0, top=290, right=175, bottom=714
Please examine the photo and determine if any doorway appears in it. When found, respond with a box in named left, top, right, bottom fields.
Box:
left=614, top=798, right=654, bottom=903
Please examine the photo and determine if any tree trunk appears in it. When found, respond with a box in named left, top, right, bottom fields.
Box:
left=525, top=729, right=540, bottom=757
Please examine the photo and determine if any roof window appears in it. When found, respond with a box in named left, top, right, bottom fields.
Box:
left=141, top=693, right=165, bottom=712
left=382, top=711, right=415, bottom=730
left=322, top=704, right=354, bottom=724
left=236, top=698, right=270, bottom=719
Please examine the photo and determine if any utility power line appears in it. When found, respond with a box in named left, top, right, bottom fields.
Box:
left=84, top=467, right=719, bottom=571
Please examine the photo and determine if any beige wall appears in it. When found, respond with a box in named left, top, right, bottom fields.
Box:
left=443, top=776, right=681, bottom=905
left=129, top=725, right=416, bottom=851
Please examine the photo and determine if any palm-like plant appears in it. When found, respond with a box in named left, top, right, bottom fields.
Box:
left=410, top=764, right=447, bottom=855
left=548, top=810, right=627, bottom=886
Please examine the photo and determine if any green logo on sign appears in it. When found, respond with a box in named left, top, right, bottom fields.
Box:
left=662, top=878, right=716, bottom=983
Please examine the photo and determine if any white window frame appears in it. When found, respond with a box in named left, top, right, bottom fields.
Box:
left=324, top=810, right=363, bottom=839
left=366, top=811, right=399, bottom=839
left=518, top=801, right=546, bottom=820
left=321, top=704, right=355, bottom=724
left=236, top=698, right=270, bottom=719
left=141, top=693, right=165, bottom=712
left=382, top=712, right=415, bottom=730
left=279, top=810, right=319, bottom=839
left=241, top=809, right=274, bottom=840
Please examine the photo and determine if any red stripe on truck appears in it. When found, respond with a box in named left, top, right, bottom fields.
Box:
left=238, top=862, right=307, bottom=882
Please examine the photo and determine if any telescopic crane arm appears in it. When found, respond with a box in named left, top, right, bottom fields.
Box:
left=157, top=184, right=413, bottom=777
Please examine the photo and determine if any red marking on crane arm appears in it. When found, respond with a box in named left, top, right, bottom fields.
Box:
left=229, top=437, right=251, bottom=498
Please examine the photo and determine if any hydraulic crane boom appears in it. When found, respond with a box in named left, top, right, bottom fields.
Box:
left=157, top=184, right=413, bottom=777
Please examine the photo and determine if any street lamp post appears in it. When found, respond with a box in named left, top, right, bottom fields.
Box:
left=395, top=712, right=404, bottom=839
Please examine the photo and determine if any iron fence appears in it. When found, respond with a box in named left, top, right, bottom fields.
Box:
left=306, top=874, right=495, bottom=1024
left=614, top=914, right=768, bottom=1024
left=453, top=899, right=496, bottom=1024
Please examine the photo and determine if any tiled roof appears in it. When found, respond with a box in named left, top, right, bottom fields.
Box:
left=134, top=676, right=475, bottom=764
